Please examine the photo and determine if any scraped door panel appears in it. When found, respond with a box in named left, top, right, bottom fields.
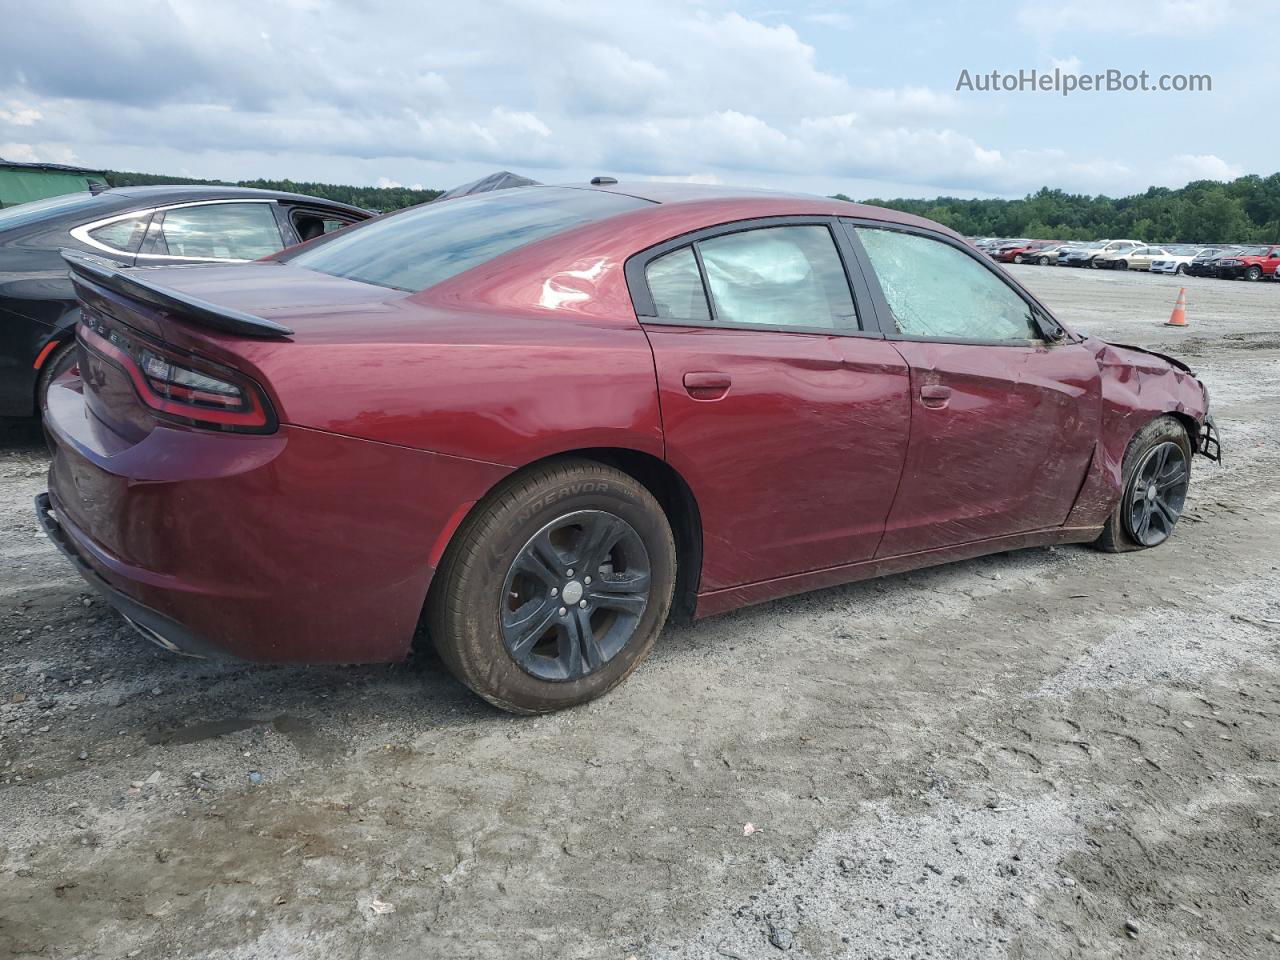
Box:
left=877, top=340, right=1101, bottom=557
left=648, top=325, right=911, bottom=590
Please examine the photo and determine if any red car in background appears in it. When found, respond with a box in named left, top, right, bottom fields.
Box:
left=40, top=183, right=1219, bottom=713
left=1212, top=243, right=1280, bottom=280
left=992, top=239, right=1055, bottom=263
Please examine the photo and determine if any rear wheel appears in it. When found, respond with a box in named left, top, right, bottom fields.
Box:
left=1114, top=260, right=1127, bottom=271
left=1094, top=416, right=1192, bottom=553
left=428, top=459, right=676, bottom=713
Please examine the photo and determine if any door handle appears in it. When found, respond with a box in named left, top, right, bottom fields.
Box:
left=919, top=383, right=952, bottom=407
left=683, top=371, right=732, bottom=398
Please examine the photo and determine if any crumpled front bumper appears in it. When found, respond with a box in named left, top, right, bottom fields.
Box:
left=1198, top=413, right=1222, bottom=462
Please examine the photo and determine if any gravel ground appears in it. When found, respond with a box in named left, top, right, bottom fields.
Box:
left=2, top=265, right=1278, bottom=960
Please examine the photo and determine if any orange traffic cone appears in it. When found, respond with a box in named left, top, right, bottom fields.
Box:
left=1166, top=288, right=1188, bottom=327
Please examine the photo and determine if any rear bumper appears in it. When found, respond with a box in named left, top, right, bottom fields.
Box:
left=41, top=376, right=508, bottom=663
left=37, top=492, right=225, bottom=658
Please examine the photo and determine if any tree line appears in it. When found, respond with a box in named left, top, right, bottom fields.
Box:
left=845, top=173, right=1280, bottom=243
left=104, top=170, right=440, bottom=212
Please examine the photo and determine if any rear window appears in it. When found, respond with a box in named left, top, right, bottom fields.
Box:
left=284, top=187, right=649, bottom=292
left=0, top=191, right=104, bottom=230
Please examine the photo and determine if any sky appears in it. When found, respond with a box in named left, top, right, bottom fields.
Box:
left=0, top=0, right=1276, bottom=201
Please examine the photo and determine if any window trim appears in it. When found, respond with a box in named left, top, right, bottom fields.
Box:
left=840, top=218, right=1072, bottom=347
left=624, top=216, right=883, bottom=338
left=74, top=210, right=154, bottom=256
left=71, top=198, right=284, bottom=263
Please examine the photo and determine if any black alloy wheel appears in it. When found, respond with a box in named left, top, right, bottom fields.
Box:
left=428, top=458, right=676, bottom=714
left=1122, top=441, right=1190, bottom=547
left=500, top=509, right=651, bottom=681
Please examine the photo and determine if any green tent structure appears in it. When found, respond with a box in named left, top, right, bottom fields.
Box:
left=0, top=159, right=109, bottom=208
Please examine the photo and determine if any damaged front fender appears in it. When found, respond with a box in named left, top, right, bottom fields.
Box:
left=1065, top=336, right=1214, bottom=528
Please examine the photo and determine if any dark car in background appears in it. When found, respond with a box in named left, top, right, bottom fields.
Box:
left=1186, top=246, right=1240, bottom=278
left=0, top=185, right=370, bottom=418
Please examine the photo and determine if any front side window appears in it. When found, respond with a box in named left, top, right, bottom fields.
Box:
left=286, top=187, right=649, bottom=292
left=86, top=214, right=150, bottom=253
left=855, top=227, right=1039, bottom=342
left=154, top=203, right=284, bottom=260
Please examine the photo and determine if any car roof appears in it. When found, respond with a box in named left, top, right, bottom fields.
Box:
left=100, top=184, right=371, bottom=215
left=569, top=180, right=954, bottom=236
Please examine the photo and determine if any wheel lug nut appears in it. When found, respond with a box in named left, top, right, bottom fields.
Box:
left=566, top=569, right=574, bottom=577
left=579, top=600, right=587, bottom=608
left=558, top=606, right=567, bottom=617
left=584, top=576, right=592, bottom=584
left=550, top=587, right=558, bottom=597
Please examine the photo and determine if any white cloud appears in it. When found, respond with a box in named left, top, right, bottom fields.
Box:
left=0, top=0, right=1255, bottom=199
left=0, top=102, right=41, bottom=125
left=0, top=141, right=78, bottom=164
left=1018, top=0, right=1241, bottom=35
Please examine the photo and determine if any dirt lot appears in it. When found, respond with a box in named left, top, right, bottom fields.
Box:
left=2, top=266, right=1278, bottom=960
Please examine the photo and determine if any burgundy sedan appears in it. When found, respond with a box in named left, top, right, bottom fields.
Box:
left=39, top=182, right=1219, bottom=713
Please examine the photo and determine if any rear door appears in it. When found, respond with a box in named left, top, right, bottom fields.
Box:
left=845, top=221, right=1100, bottom=558
left=629, top=218, right=911, bottom=592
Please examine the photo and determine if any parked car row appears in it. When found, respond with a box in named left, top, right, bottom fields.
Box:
left=971, top=235, right=1280, bottom=281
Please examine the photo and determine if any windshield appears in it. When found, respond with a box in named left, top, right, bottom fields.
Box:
left=285, top=186, right=650, bottom=292
left=1235, top=245, right=1270, bottom=257
left=0, top=191, right=103, bottom=230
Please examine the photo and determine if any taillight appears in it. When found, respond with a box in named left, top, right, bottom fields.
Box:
left=78, top=313, right=276, bottom=433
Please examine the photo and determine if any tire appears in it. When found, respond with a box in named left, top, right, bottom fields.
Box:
left=36, top=341, right=78, bottom=416
left=1089, top=259, right=1099, bottom=268
left=1114, top=260, right=1127, bottom=271
left=1094, top=415, right=1193, bottom=553
left=1013, top=254, right=1024, bottom=264
left=428, top=458, right=676, bottom=714
left=1176, top=264, right=1187, bottom=275
left=1037, top=256, right=1049, bottom=265
left=1245, top=265, right=1263, bottom=281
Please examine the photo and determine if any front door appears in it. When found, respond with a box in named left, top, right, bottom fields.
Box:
left=632, top=221, right=911, bottom=591
left=848, top=223, right=1100, bottom=558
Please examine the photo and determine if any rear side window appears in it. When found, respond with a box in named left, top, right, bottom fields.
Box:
left=152, top=203, right=284, bottom=260
left=856, top=227, right=1039, bottom=341
left=86, top=214, right=150, bottom=253
left=286, top=187, right=650, bottom=292
left=698, top=226, right=854, bottom=329
left=640, top=224, right=857, bottom=331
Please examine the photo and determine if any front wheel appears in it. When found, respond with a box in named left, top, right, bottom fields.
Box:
left=1245, top=265, right=1263, bottom=281
left=1037, top=256, right=1049, bottom=265
left=1013, top=254, right=1024, bottom=264
left=1114, top=260, right=1127, bottom=271
left=1176, top=264, right=1187, bottom=275
left=1094, top=416, right=1192, bottom=553
left=428, top=459, right=676, bottom=713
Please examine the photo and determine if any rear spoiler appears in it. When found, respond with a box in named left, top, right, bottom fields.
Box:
left=60, top=249, right=294, bottom=339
